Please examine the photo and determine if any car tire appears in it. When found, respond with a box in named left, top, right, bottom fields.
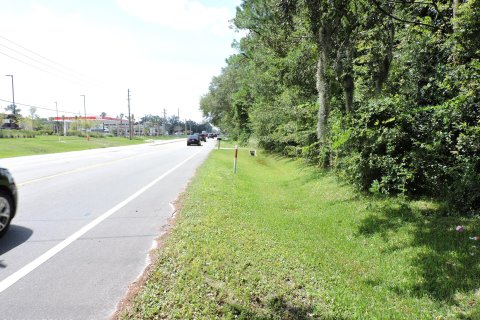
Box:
left=0, top=190, right=14, bottom=238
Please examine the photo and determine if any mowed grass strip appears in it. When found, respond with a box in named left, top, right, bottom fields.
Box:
left=0, top=135, right=179, bottom=158
left=123, top=148, right=480, bottom=319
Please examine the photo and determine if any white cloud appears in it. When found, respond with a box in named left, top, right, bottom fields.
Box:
left=116, top=0, right=232, bottom=36
left=0, top=2, right=238, bottom=122
left=0, top=4, right=145, bottom=114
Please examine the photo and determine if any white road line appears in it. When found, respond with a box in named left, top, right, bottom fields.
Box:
left=0, top=149, right=203, bottom=294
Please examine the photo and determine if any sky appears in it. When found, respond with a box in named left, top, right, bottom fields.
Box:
left=0, top=0, right=242, bottom=122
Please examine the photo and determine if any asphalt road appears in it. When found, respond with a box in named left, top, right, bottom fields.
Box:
left=0, top=138, right=215, bottom=319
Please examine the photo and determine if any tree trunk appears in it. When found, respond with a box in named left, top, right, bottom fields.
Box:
left=453, top=0, right=459, bottom=20
left=343, top=45, right=354, bottom=112
left=316, top=26, right=330, bottom=142
left=317, top=69, right=328, bottom=142
left=375, top=21, right=394, bottom=95
left=452, top=0, right=463, bottom=31
left=343, top=74, right=354, bottom=112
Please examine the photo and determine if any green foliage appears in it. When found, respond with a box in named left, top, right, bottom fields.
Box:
left=0, top=130, right=36, bottom=138
left=200, top=54, right=253, bottom=141
left=200, top=0, right=480, bottom=214
left=334, top=93, right=480, bottom=214
left=252, top=98, right=317, bottom=156
left=453, top=0, right=480, bottom=62
left=35, top=129, right=54, bottom=135
left=334, top=96, right=416, bottom=195
left=420, top=96, right=480, bottom=214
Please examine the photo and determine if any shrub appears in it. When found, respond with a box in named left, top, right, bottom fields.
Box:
left=0, top=130, right=36, bottom=138
left=334, top=94, right=480, bottom=214
left=335, top=96, right=416, bottom=195
left=418, top=96, right=480, bottom=214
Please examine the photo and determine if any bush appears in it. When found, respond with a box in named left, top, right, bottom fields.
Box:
left=335, top=96, right=416, bottom=195
left=253, top=101, right=317, bottom=157
left=0, top=130, right=36, bottom=138
left=36, top=129, right=54, bottom=136
left=334, top=94, right=480, bottom=214
left=418, top=96, right=480, bottom=214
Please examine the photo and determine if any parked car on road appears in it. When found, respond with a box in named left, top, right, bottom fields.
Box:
left=187, top=134, right=202, bottom=146
left=0, top=167, right=18, bottom=238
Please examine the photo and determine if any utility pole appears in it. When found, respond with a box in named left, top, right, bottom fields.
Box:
left=80, top=94, right=88, bottom=140
left=62, top=115, right=66, bottom=136
left=128, top=89, right=132, bottom=140
left=5, top=75, right=15, bottom=127
left=55, top=102, right=59, bottom=135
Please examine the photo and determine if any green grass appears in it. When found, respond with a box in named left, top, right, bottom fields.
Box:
left=0, top=135, right=182, bottom=158
left=122, top=149, right=480, bottom=319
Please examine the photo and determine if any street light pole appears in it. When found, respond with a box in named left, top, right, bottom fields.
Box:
left=80, top=94, right=88, bottom=140
left=127, top=89, right=132, bottom=140
left=5, top=75, right=15, bottom=127
left=55, top=101, right=59, bottom=135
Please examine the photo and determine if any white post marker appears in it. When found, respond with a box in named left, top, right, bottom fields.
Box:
left=234, top=145, right=238, bottom=174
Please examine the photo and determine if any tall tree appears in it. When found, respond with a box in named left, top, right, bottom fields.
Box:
left=236, top=0, right=376, bottom=142
left=29, top=106, right=37, bottom=130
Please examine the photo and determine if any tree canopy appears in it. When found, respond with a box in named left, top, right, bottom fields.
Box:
left=200, top=0, right=480, bottom=214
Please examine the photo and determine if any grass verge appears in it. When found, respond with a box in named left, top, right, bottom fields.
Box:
left=0, top=135, right=181, bottom=158
left=121, top=148, right=480, bottom=319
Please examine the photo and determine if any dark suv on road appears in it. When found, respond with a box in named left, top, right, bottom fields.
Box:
left=0, top=167, right=17, bottom=238
left=187, top=134, right=202, bottom=146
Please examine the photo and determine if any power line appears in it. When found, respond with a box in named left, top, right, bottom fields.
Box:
left=0, top=43, right=90, bottom=85
left=0, top=50, right=88, bottom=86
left=0, top=97, right=93, bottom=116
left=0, top=35, right=106, bottom=88
left=0, top=35, right=88, bottom=80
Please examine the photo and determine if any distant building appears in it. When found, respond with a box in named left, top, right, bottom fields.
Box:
left=1, top=114, right=19, bottom=129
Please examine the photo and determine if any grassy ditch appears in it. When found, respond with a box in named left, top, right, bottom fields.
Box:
left=122, top=147, right=480, bottom=319
left=0, top=135, right=181, bottom=158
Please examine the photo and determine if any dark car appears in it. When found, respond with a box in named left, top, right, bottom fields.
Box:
left=193, top=132, right=206, bottom=142
left=187, top=134, right=202, bottom=146
left=0, top=167, right=17, bottom=238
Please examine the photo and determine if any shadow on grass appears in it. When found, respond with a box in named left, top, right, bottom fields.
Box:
left=296, top=167, right=330, bottom=184
left=358, top=203, right=417, bottom=241
left=358, top=202, right=480, bottom=303
left=227, top=295, right=346, bottom=320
